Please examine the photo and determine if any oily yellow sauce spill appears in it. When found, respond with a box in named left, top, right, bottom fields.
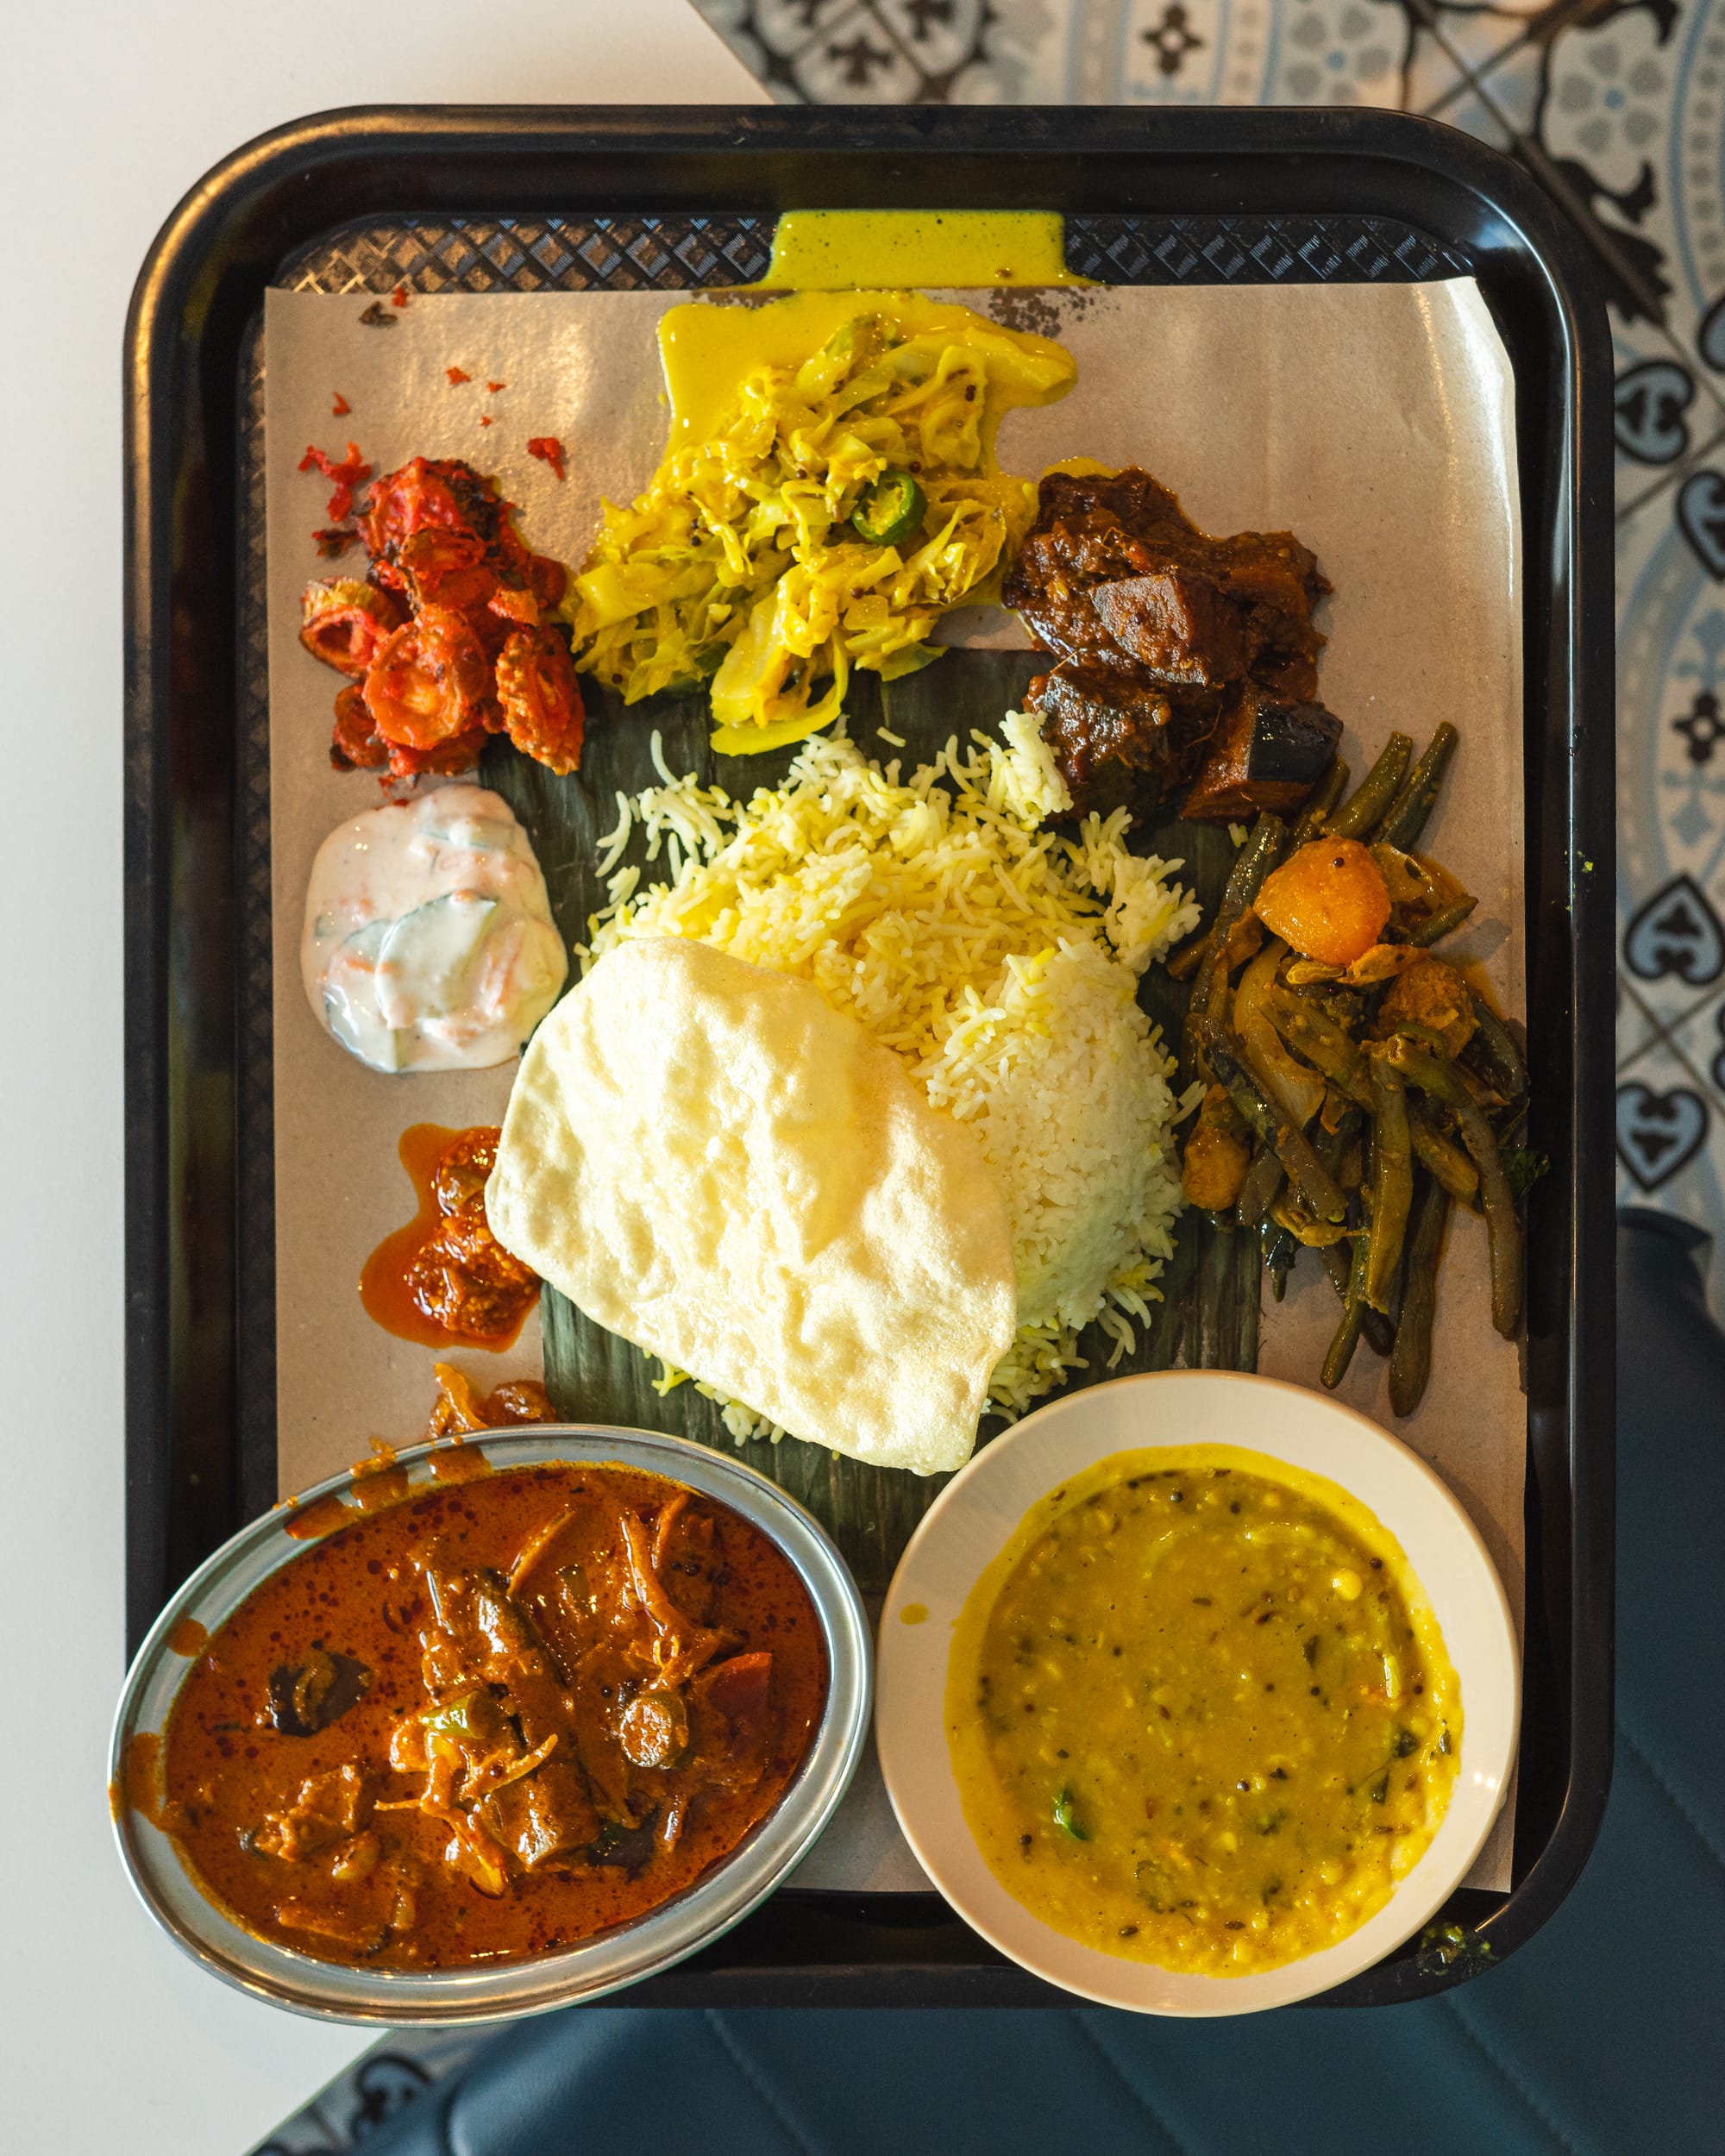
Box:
left=656, top=291, right=1070, bottom=461
left=756, top=210, right=1090, bottom=291
left=947, top=1445, right=1461, bottom=1977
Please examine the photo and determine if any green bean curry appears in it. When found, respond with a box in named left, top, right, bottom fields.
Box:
left=1174, top=721, right=1535, bottom=1418
left=141, top=1460, right=827, bottom=1968
left=947, top=1445, right=1460, bottom=1976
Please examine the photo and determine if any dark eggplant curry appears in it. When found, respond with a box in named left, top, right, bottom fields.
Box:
left=152, top=1461, right=827, bottom=1968
left=1002, top=467, right=1340, bottom=824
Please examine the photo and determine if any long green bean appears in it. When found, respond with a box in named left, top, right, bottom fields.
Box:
left=1172, top=812, right=1288, bottom=988
left=1260, top=987, right=1371, bottom=1106
left=1408, top=1101, right=1478, bottom=1204
left=1389, top=1171, right=1452, bottom=1415
left=1322, top=1221, right=1372, bottom=1388
left=1468, top=988, right=1529, bottom=1099
left=1181, top=814, right=1287, bottom=1069
left=1386, top=1037, right=1522, bottom=1336
left=1165, top=930, right=1210, bottom=982
left=1328, top=734, right=1414, bottom=840
left=1204, top=819, right=1285, bottom=1014
left=1408, top=894, right=1477, bottom=947
left=1200, top=1025, right=1349, bottom=1223
left=1235, top=1141, right=1286, bottom=1231
left=1262, top=1217, right=1295, bottom=1301
left=1320, top=1242, right=1396, bottom=1357
left=1314, top=1105, right=1360, bottom=1156
left=1289, top=757, right=1351, bottom=849
left=1378, top=723, right=1459, bottom=852
left=1366, top=1055, right=1412, bottom=1313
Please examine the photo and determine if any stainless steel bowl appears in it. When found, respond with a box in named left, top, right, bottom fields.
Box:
left=111, top=1425, right=871, bottom=2023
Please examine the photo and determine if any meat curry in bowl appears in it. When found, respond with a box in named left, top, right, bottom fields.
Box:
left=112, top=1429, right=868, bottom=2020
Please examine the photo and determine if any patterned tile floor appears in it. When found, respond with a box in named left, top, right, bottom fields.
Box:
left=254, top=3, right=1723, bottom=2145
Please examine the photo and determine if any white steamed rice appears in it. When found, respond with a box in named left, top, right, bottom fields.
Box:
left=584, top=713, right=1201, bottom=1438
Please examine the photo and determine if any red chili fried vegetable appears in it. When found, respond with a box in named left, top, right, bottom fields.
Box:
left=298, top=454, right=585, bottom=780
left=300, top=580, right=405, bottom=675
left=364, top=608, right=491, bottom=751
left=495, top=627, right=586, bottom=775
left=332, top=392, right=351, bottom=417
left=447, top=366, right=472, bottom=385
left=526, top=436, right=567, bottom=482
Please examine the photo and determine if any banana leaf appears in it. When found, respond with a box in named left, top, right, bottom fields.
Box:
left=482, top=650, right=1258, bottom=1591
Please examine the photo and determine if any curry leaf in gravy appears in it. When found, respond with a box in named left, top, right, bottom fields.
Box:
left=1052, top=1787, right=1090, bottom=1842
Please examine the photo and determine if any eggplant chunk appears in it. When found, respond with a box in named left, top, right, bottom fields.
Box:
left=480, top=1761, right=600, bottom=1871
left=1181, top=684, right=1343, bottom=823
left=267, top=1648, right=372, bottom=1737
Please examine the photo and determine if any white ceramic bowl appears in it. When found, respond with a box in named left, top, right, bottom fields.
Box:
left=876, top=1371, right=1518, bottom=2015
left=112, top=1426, right=870, bottom=2024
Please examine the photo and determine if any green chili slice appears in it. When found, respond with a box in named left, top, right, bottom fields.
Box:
left=421, top=1691, right=483, bottom=1739
left=851, top=469, right=927, bottom=546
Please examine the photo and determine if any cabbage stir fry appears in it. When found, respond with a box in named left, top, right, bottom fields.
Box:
left=571, top=305, right=1075, bottom=752
left=1175, top=724, right=1537, bottom=1413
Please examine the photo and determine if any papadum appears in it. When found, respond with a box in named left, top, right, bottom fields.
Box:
left=486, top=938, right=1018, bottom=1473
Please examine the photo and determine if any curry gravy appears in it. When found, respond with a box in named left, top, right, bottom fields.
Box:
left=946, top=1445, right=1460, bottom=1976
left=155, top=1463, right=827, bottom=1970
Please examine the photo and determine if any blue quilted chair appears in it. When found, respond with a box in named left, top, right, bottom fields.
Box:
left=360, top=1212, right=1722, bottom=2156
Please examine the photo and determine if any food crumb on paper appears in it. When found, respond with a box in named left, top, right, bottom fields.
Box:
left=526, top=436, right=567, bottom=482
left=298, top=440, right=372, bottom=524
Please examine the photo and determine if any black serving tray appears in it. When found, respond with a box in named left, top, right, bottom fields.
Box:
left=124, top=104, right=1615, bottom=2009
